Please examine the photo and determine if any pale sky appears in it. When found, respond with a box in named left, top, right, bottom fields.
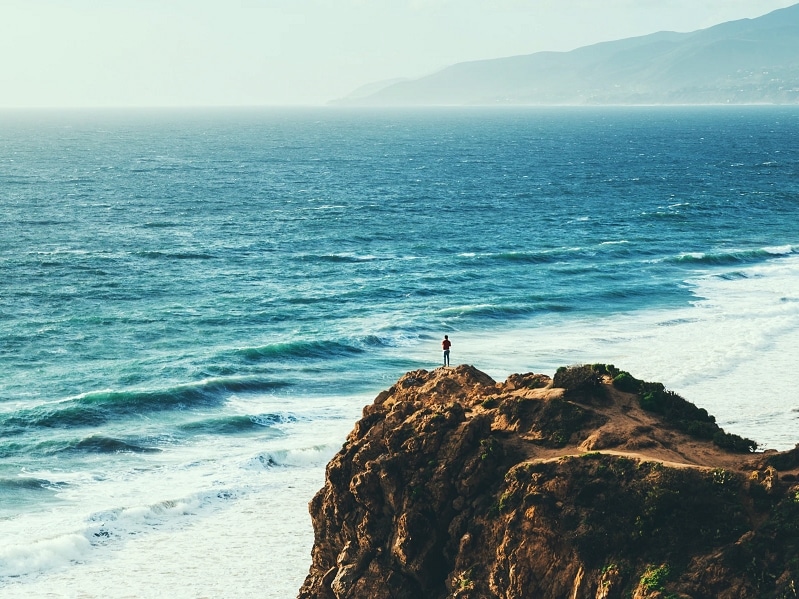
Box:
left=1, top=0, right=796, bottom=108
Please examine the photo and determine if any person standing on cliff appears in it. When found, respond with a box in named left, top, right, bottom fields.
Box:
left=442, top=335, right=451, bottom=367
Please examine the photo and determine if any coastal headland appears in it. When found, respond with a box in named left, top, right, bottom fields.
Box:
left=299, top=364, right=799, bottom=599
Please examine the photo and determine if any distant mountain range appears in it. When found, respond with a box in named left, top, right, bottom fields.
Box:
left=333, top=4, right=799, bottom=106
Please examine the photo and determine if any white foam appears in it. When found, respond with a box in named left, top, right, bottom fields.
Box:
left=0, top=469, right=322, bottom=599
left=247, top=444, right=340, bottom=470
left=764, top=244, right=793, bottom=255
left=0, top=534, right=91, bottom=578
left=0, top=485, right=237, bottom=580
left=0, top=391, right=366, bottom=589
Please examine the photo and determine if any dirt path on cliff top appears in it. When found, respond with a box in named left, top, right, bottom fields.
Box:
left=504, top=377, right=756, bottom=472
left=413, top=366, right=787, bottom=475
left=509, top=378, right=743, bottom=470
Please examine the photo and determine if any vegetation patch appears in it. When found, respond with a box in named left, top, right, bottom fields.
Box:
left=553, top=364, right=602, bottom=397
left=532, top=398, right=594, bottom=448
left=597, top=365, right=757, bottom=453
left=611, top=371, right=639, bottom=393
left=456, top=568, right=474, bottom=591
left=640, top=563, right=671, bottom=591
left=765, top=444, right=799, bottom=471
left=504, top=372, right=549, bottom=390
left=480, top=397, right=498, bottom=409
left=553, top=455, right=751, bottom=568
left=498, top=396, right=533, bottom=422
left=479, top=437, right=498, bottom=461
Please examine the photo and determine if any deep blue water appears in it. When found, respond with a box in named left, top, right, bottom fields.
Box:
left=4, top=107, right=798, bottom=404
left=2, top=107, right=799, bottom=591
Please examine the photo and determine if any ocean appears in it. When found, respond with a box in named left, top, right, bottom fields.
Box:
left=2, top=106, right=798, bottom=598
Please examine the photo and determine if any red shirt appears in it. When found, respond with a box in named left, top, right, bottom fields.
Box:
left=442, top=339, right=451, bottom=350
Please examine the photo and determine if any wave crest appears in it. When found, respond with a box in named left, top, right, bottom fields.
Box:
left=233, top=340, right=365, bottom=362
left=672, top=246, right=796, bottom=266
left=2, top=377, right=288, bottom=431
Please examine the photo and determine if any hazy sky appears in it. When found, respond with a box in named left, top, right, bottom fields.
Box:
left=1, top=0, right=796, bottom=108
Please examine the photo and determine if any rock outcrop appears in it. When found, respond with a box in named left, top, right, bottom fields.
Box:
left=299, top=365, right=799, bottom=599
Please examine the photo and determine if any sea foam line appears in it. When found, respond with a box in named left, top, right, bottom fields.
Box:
left=0, top=491, right=238, bottom=581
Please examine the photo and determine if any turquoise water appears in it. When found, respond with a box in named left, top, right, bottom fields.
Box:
left=2, top=107, right=799, bottom=596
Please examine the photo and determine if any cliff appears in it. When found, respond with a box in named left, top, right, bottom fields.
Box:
left=299, top=364, right=799, bottom=599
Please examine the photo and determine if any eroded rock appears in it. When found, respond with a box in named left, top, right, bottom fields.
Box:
left=299, top=365, right=799, bottom=599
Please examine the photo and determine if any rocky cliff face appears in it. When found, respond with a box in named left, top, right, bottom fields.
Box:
left=298, top=365, right=799, bottom=599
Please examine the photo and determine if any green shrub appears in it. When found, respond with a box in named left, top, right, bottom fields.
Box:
left=635, top=378, right=756, bottom=453
left=590, top=363, right=613, bottom=377
left=534, top=398, right=592, bottom=448
left=640, top=564, right=670, bottom=590
left=766, top=444, right=799, bottom=471
left=479, top=437, right=498, bottom=460
left=612, top=371, right=640, bottom=393
left=713, top=431, right=758, bottom=453
left=640, top=391, right=660, bottom=413
left=686, top=420, right=717, bottom=440
left=480, top=397, right=498, bottom=409
left=553, top=364, right=600, bottom=393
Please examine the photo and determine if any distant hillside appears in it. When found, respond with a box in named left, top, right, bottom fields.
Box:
left=333, top=3, right=799, bottom=106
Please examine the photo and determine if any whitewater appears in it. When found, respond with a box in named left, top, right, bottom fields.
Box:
left=1, top=106, right=798, bottom=598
